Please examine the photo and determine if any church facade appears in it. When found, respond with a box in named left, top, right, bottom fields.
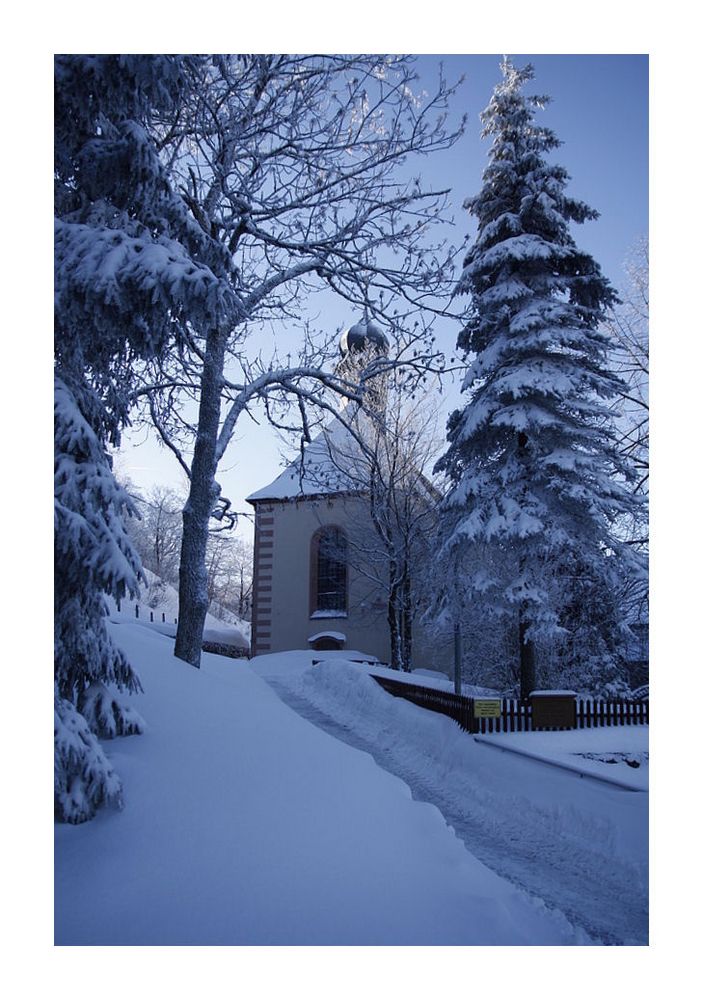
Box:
left=246, top=319, right=453, bottom=672
left=247, top=488, right=391, bottom=658
left=247, top=479, right=451, bottom=670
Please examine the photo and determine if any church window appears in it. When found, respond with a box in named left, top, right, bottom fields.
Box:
left=311, top=526, right=348, bottom=615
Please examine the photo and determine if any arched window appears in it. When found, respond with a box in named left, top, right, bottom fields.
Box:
left=310, top=526, right=348, bottom=616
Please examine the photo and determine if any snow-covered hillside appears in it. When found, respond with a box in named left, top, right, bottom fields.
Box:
left=105, top=567, right=250, bottom=648
left=55, top=621, right=591, bottom=946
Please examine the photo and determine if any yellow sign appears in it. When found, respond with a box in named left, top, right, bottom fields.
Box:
left=474, top=699, right=502, bottom=718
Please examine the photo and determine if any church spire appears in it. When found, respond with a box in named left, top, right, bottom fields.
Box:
left=337, top=315, right=390, bottom=418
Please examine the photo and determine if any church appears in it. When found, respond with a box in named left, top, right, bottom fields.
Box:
left=246, top=318, right=453, bottom=673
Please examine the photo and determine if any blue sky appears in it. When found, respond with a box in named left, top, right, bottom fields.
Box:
left=415, top=55, right=648, bottom=284
left=117, top=54, right=649, bottom=541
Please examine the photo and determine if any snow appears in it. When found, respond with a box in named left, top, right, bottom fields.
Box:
left=254, top=647, right=496, bottom=696
left=55, top=624, right=591, bottom=945
left=109, top=613, right=249, bottom=652
left=308, top=630, right=347, bottom=643
left=366, top=662, right=498, bottom=697
left=411, top=667, right=453, bottom=682
left=105, top=567, right=250, bottom=647
left=252, top=653, right=648, bottom=943
left=309, top=609, right=348, bottom=619
left=201, top=624, right=249, bottom=648
left=55, top=219, right=226, bottom=333
left=530, top=689, right=578, bottom=697
left=476, top=727, right=648, bottom=791
left=246, top=417, right=361, bottom=502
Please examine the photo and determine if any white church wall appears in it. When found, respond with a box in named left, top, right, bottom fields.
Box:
left=249, top=495, right=454, bottom=675
left=250, top=495, right=391, bottom=661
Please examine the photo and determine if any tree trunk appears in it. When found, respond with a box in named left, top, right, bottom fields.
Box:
left=388, top=564, right=402, bottom=670
left=518, top=609, right=536, bottom=700
left=516, top=430, right=536, bottom=698
left=453, top=621, right=463, bottom=695
left=400, top=568, right=412, bottom=671
left=238, top=568, right=246, bottom=618
left=174, top=329, right=227, bottom=667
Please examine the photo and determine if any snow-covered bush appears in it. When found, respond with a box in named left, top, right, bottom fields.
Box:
left=54, top=379, right=145, bottom=822
left=54, top=690, right=123, bottom=825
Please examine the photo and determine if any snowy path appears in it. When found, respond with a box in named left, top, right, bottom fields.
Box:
left=263, top=674, right=649, bottom=945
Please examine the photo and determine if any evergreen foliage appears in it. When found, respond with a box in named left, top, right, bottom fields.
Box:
left=54, top=694, right=124, bottom=827
left=435, top=59, right=644, bottom=695
left=54, top=55, right=228, bottom=438
left=54, top=56, right=205, bottom=822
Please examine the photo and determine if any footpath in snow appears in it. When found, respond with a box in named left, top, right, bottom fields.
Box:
left=54, top=623, right=586, bottom=946
left=251, top=651, right=649, bottom=945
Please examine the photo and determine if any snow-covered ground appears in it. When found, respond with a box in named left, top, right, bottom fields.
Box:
left=251, top=651, right=649, bottom=944
left=476, top=727, right=648, bottom=791
left=105, top=567, right=251, bottom=646
left=55, top=622, right=594, bottom=946
left=271, top=648, right=499, bottom=697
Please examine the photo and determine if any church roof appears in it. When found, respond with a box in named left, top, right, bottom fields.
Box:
left=246, top=417, right=364, bottom=503
left=246, top=409, right=442, bottom=506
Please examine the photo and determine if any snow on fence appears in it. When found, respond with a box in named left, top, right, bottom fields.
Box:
left=370, top=675, right=648, bottom=734
left=201, top=640, right=248, bottom=660
left=371, top=676, right=475, bottom=731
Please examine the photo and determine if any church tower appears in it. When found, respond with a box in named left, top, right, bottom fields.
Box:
left=336, top=316, right=390, bottom=419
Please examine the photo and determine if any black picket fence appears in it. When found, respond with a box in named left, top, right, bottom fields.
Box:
left=370, top=674, right=649, bottom=734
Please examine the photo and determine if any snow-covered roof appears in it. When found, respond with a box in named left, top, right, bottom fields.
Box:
left=246, top=412, right=441, bottom=505
left=308, top=630, right=347, bottom=644
left=529, top=690, right=577, bottom=698
left=246, top=417, right=364, bottom=503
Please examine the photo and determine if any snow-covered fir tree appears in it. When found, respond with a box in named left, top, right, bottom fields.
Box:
left=54, top=379, right=145, bottom=822
left=54, top=56, right=226, bottom=822
left=435, top=59, right=644, bottom=698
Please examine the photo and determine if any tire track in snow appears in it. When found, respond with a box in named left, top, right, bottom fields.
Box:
left=265, top=677, right=648, bottom=946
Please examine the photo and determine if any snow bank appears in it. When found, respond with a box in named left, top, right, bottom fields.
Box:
left=477, top=728, right=649, bottom=791
left=55, top=626, right=584, bottom=945
left=252, top=647, right=497, bottom=696
left=111, top=617, right=249, bottom=652
left=105, top=567, right=251, bottom=645
left=279, top=659, right=648, bottom=907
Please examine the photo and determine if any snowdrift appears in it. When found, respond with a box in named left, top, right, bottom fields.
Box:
left=55, top=623, right=586, bottom=945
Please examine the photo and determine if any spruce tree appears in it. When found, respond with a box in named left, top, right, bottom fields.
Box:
left=435, top=59, right=642, bottom=698
left=54, top=56, right=224, bottom=822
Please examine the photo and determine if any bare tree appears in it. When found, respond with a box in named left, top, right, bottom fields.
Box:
left=127, top=485, right=184, bottom=587
left=204, top=533, right=253, bottom=620
left=602, top=238, right=649, bottom=663
left=305, top=369, right=445, bottom=671
left=605, top=237, right=649, bottom=541
left=132, top=55, right=465, bottom=666
left=124, top=480, right=253, bottom=621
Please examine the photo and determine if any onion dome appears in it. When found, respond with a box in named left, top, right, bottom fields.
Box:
left=339, top=317, right=389, bottom=356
